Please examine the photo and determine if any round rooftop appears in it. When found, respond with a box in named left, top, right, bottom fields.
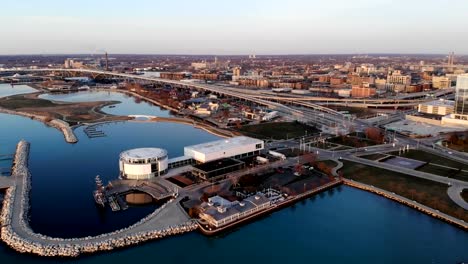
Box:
left=120, top=148, right=167, bottom=160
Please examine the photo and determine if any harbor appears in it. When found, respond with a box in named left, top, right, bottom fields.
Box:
left=0, top=141, right=196, bottom=257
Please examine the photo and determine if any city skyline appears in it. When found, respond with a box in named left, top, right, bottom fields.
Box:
left=1, top=0, right=468, bottom=55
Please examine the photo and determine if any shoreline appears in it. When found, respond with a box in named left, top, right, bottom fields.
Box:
left=343, top=179, right=468, bottom=231
left=0, top=107, right=78, bottom=144
left=0, top=141, right=198, bottom=257
left=198, top=179, right=343, bottom=235
left=107, top=88, right=239, bottom=138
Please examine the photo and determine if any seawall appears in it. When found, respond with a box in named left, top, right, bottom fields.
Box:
left=0, top=141, right=198, bottom=257
left=344, top=179, right=468, bottom=230
left=0, top=108, right=78, bottom=144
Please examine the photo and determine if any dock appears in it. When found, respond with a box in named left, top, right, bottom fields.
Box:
left=0, top=140, right=196, bottom=257
left=83, top=125, right=106, bottom=139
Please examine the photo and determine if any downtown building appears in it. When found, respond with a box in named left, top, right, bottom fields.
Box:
left=442, top=74, right=468, bottom=126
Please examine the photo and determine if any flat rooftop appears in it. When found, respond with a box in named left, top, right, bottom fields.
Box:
left=120, top=148, right=167, bottom=160
left=185, top=136, right=263, bottom=154
left=420, top=99, right=454, bottom=107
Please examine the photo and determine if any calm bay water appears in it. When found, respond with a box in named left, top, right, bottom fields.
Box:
left=0, top=83, right=37, bottom=98
left=0, top=88, right=467, bottom=263
left=39, top=90, right=172, bottom=117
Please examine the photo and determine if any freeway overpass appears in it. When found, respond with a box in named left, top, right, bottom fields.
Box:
left=1, top=68, right=352, bottom=129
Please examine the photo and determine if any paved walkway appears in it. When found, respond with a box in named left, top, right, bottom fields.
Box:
left=344, top=155, right=468, bottom=210
left=0, top=176, right=13, bottom=189
left=447, top=184, right=468, bottom=210
left=4, top=141, right=192, bottom=251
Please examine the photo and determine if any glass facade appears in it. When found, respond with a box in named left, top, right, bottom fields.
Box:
left=455, top=75, right=468, bottom=116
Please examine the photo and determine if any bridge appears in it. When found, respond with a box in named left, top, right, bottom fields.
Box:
left=1, top=68, right=356, bottom=130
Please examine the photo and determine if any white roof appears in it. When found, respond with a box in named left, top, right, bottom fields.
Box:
left=185, top=136, right=262, bottom=154
left=120, top=148, right=167, bottom=160
left=420, top=99, right=454, bottom=107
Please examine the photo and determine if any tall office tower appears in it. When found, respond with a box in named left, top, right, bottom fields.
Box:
left=448, top=52, right=455, bottom=66
left=455, top=74, right=468, bottom=117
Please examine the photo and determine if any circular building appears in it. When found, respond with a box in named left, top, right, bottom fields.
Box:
left=119, top=148, right=168, bottom=180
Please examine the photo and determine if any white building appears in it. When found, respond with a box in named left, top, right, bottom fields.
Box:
left=184, top=136, right=264, bottom=163
left=442, top=74, right=468, bottom=126
left=418, top=99, right=454, bottom=116
left=119, top=148, right=168, bottom=180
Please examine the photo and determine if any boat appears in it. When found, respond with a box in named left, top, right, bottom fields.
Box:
left=93, top=175, right=107, bottom=207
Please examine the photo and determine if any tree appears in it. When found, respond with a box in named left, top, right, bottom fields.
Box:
left=188, top=206, right=201, bottom=218
left=447, top=132, right=459, bottom=145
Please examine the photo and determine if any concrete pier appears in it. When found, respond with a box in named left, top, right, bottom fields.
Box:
left=0, top=141, right=196, bottom=257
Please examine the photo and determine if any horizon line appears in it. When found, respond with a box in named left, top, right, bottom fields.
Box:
left=0, top=52, right=466, bottom=57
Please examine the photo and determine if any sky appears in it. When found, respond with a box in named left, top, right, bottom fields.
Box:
left=1, top=0, right=467, bottom=55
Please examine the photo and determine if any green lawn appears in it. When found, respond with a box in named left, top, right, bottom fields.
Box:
left=417, top=164, right=468, bottom=182
left=389, top=150, right=468, bottom=182
left=238, top=121, right=319, bottom=140
left=0, top=95, right=56, bottom=109
left=321, top=160, right=338, bottom=168
left=360, top=153, right=388, bottom=161
left=340, top=160, right=468, bottom=222
left=327, top=135, right=380, bottom=148
left=462, top=190, right=468, bottom=203
left=391, top=150, right=468, bottom=170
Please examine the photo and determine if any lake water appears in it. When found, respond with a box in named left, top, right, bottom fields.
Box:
left=0, top=83, right=37, bottom=98
left=0, top=88, right=467, bottom=263
left=39, top=90, right=172, bottom=117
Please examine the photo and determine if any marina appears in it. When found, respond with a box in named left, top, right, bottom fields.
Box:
left=84, top=126, right=107, bottom=139
left=0, top=89, right=467, bottom=262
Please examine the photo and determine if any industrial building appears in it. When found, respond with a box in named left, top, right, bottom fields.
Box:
left=119, top=148, right=169, bottom=180
left=184, top=136, right=264, bottom=163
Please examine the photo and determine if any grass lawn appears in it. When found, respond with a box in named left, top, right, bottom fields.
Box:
left=462, top=190, right=468, bottom=203
left=389, top=150, right=468, bottom=181
left=391, top=149, right=468, bottom=170
left=444, top=142, right=468, bottom=153
left=321, top=160, right=338, bottom=168
left=238, top=121, right=319, bottom=140
left=360, top=153, right=388, bottom=161
left=327, top=135, right=380, bottom=148
left=417, top=164, right=468, bottom=182
left=313, top=142, right=336, bottom=150
left=0, top=95, right=56, bottom=109
left=340, top=160, right=468, bottom=222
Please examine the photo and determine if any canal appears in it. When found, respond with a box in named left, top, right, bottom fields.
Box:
left=0, top=86, right=467, bottom=263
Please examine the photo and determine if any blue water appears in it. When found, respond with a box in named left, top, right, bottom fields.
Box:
left=39, top=90, right=172, bottom=117
left=1, top=89, right=468, bottom=263
left=0, top=83, right=37, bottom=98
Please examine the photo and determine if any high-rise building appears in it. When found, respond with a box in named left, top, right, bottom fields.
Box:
left=441, top=74, right=468, bottom=126
left=455, top=74, right=468, bottom=116
left=448, top=52, right=455, bottom=66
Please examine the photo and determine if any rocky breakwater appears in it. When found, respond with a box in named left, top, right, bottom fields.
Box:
left=0, top=140, right=198, bottom=257
left=0, top=108, right=78, bottom=143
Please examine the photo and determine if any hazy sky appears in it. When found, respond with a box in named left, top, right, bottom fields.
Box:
left=1, top=0, right=467, bottom=55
